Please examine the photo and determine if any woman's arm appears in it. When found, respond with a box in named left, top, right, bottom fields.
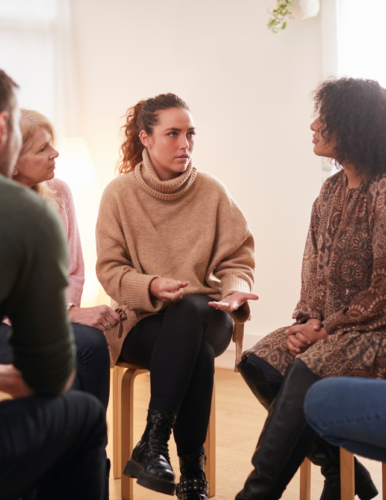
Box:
left=292, top=196, right=323, bottom=324
left=324, top=209, right=386, bottom=335
left=207, top=185, right=256, bottom=321
left=96, top=186, right=163, bottom=313
left=53, top=178, right=85, bottom=306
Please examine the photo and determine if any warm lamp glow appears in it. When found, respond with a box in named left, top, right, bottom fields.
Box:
left=56, top=136, right=100, bottom=306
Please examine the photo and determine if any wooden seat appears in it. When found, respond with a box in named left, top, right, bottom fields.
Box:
left=299, top=449, right=386, bottom=500
left=112, top=361, right=216, bottom=500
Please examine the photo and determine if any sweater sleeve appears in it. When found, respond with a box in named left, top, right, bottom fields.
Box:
left=96, top=185, right=163, bottom=313
left=54, top=179, right=85, bottom=306
left=209, top=183, right=255, bottom=324
left=0, top=188, right=75, bottom=396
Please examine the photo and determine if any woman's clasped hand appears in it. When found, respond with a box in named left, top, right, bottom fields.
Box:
left=284, top=319, right=328, bottom=356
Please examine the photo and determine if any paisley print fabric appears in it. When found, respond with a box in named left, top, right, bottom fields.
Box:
left=244, top=171, right=386, bottom=379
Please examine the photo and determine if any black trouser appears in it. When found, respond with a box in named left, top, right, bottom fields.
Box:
left=0, top=322, right=111, bottom=411
left=0, top=391, right=106, bottom=500
left=120, top=294, right=233, bottom=456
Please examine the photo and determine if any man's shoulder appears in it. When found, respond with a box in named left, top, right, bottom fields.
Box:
left=0, top=176, right=64, bottom=240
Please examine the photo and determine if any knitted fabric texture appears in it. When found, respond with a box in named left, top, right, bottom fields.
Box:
left=96, top=149, right=255, bottom=369
left=48, top=178, right=85, bottom=306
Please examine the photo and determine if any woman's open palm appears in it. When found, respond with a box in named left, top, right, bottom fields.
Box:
left=208, top=292, right=258, bottom=313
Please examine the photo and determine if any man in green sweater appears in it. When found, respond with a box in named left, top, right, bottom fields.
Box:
left=0, top=69, right=107, bottom=500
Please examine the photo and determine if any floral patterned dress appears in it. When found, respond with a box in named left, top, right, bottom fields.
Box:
left=244, top=170, right=386, bottom=379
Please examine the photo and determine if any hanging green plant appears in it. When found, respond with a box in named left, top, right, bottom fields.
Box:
left=267, top=0, right=295, bottom=34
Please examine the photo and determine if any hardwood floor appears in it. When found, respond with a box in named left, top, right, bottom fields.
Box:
left=107, top=368, right=385, bottom=500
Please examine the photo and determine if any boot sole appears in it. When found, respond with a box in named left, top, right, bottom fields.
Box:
left=123, top=459, right=176, bottom=496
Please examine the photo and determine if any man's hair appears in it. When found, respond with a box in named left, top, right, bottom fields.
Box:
left=0, top=70, right=19, bottom=128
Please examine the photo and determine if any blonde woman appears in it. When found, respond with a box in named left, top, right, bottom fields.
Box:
left=0, top=109, right=117, bottom=499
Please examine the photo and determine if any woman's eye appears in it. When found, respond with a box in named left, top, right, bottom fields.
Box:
left=168, top=132, right=177, bottom=137
left=188, top=132, right=196, bottom=138
left=40, top=146, right=46, bottom=152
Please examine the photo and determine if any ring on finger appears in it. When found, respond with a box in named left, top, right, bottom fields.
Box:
left=103, top=321, right=111, bottom=328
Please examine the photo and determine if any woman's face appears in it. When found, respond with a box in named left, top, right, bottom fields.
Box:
left=310, top=116, right=337, bottom=159
left=14, top=126, right=58, bottom=187
left=140, top=107, right=195, bottom=181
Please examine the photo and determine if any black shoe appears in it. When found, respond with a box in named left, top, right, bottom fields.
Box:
left=176, top=454, right=209, bottom=500
left=308, top=437, right=378, bottom=500
left=236, top=359, right=321, bottom=500
left=123, top=409, right=176, bottom=496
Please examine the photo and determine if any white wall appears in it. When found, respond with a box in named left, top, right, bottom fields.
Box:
left=71, top=0, right=323, bottom=360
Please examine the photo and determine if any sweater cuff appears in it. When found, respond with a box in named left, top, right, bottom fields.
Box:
left=121, top=273, right=163, bottom=312
left=221, top=275, right=251, bottom=299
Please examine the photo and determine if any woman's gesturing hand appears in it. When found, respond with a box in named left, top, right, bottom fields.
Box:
left=69, top=305, right=120, bottom=331
left=284, top=319, right=328, bottom=356
left=150, top=278, right=189, bottom=302
left=208, top=291, right=259, bottom=313
left=0, top=364, right=34, bottom=399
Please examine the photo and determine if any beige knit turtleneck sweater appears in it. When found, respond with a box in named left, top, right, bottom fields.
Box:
left=96, top=150, right=255, bottom=368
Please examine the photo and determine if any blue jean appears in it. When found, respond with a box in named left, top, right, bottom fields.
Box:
left=0, top=322, right=110, bottom=411
left=304, top=377, right=386, bottom=462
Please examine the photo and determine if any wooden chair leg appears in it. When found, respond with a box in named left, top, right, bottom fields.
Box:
left=112, top=366, right=125, bottom=479
left=299, top=458, right=311, bottom=500
left=121, top=368, right=147, bottom=500
left=205, top=382, right=216, bottom=498
left=382, top=463, right=386, bottom=500
left=340, top=448, right=355, bottom=500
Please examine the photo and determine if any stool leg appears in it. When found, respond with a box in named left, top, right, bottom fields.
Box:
left=382, top=463, right=386, bottom=500
left=121, top=369, right=147, bottom=500
left=340, top=448, right=355, bottom=500
left=205, top=382, right=216, bottom=498
left=113, top=366, right=125, bottom=479
left=299, top=458, right=311, bottom=500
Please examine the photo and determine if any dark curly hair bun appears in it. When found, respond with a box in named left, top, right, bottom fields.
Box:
left=314, top=77, right=386, bottom=178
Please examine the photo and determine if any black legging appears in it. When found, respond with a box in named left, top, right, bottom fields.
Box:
left=120, top=294, right=233, bottom=456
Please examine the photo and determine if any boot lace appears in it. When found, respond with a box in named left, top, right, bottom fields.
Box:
left=148, top=414, right=173, bottom=463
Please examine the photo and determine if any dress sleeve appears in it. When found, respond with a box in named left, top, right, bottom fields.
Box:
left=209, top=184, right=255, bottom=324
left=96, top=187, right=163, bottom=314
left=323, top=209, right=386, bottom=334
left=55, top=180, right=85, bottom=306
left=292, top=196, right=324, bottom=324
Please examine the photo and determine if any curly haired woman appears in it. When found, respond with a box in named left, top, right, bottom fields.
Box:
left=236, top=78, right=386, bottom=500
left=96, top=93, right=257, bottom=499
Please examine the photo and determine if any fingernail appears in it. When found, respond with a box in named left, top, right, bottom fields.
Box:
left=285, top=329, right=289, bottom=334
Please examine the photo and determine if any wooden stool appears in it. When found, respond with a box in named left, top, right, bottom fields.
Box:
left=112, top=361, right=216, bottom=500
left=299, top=449, right=386, bottom=500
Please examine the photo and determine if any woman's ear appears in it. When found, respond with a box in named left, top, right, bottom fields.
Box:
left=12, top=167, right=18, bottom=176
left=139, top=130, right=149, bottom=148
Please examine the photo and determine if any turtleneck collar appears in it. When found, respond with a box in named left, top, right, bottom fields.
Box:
left=134, top=149, right=197, bottom=201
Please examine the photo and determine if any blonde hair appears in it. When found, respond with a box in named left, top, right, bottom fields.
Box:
left=19, top=109, right=58, bottom=208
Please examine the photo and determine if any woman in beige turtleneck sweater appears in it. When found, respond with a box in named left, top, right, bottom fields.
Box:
left=96, top=93, right=257, bottom=500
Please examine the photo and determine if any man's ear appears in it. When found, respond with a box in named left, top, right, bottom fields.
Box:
left=0, top=111, right=9, bottom=151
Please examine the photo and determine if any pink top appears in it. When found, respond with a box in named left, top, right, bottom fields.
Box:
left=48, top=178, right=85, bottom=306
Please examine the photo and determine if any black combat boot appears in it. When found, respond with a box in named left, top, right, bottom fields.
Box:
left=176, top=454, right=209, bottom=500
left=123, top=409, right=176, bottom=496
